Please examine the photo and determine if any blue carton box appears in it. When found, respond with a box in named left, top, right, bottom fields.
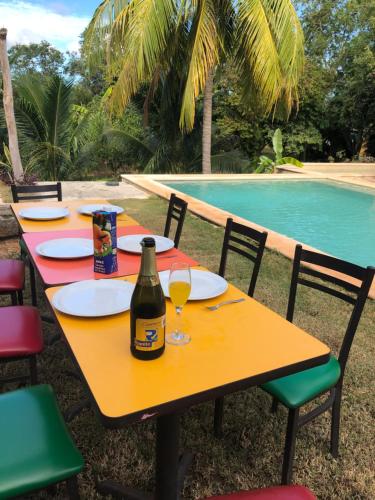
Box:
left=93, top=211, right=118, bottom=274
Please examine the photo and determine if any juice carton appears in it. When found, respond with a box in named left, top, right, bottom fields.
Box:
left=93, top=211, right=118, bottom=274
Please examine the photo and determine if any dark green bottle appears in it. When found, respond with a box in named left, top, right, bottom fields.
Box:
left=130, top=237, right=166, bottom=360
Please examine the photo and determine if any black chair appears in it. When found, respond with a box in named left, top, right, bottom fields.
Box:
left=213, top=218, right=268, bottom=436
left=261, top=244, right=374, bottom=484
left=11, top=182, right=62, bottom=203
left=219, top=218, right=268, bottom=296
left=11, top=182, right=62, bottom=307
left=164, top=193, right=188, bottom=249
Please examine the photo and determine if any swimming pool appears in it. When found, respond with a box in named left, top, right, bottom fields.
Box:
left=164, top=180, right=375, bottom=267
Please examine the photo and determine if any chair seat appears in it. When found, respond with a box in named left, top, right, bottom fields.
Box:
left=261, top=355, right=341, bottom=409
left=0, top=259, right=25, bottom=292
left=206, top=484, right=316, bottom=499
left=0, top=306, right=43, bottom=357
left=0, top=385, right=83, bottom=498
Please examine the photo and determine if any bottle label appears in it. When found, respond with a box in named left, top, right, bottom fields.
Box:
left=135, top=315, right=165, bottom=351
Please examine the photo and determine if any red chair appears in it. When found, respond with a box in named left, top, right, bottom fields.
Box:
left=206, top=484, right=316, bottom=499
left=0, top=259, right=25, bottom=305
left=0, top=306, right=43, bottom=385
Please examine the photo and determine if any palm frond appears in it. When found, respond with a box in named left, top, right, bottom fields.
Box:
left=27, top=142, right=73, bottom=179
left=235, top=0, right=304, bottom=115
left=179, top=0, right=219, bottom=131
left=83, top=0, right=129, bottom=69
left=14, top=75, right=46, bottom=120
left=103, top=127, right=155, bottom=157
left=14, top=99, right=45, bottom=143
left=43, top=76, right=73, bottom=149
left=216, top=0, right=235, bottom=55
left=263, top=0, right=304, bottom=110
left=90, top=0, right=177, bottom=116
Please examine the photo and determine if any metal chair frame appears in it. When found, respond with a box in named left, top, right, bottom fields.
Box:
left=214, top=218, right=268, bottom=436
left=273, top=244, right=374, bottom=484
left=0, top=289, right=23, bottom=306
left=11, top=182, right=62, bottom=202
left=11, top=182, right=62, bottom=307
left=0, top=354, right=38, bottom=386
left=218, top=218, right=268, bottom=297
left=164, top=193, right=188, bottom=249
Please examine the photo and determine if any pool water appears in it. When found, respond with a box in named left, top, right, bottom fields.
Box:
left=164, top=180, right=375, bottom=267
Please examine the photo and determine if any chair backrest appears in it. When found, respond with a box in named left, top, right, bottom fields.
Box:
left=11, top=182, right=62, bottom=203
left=164, top=193, right=188, bottom=249
left=219, top=218, right=268, bottom=297
left=287, top=244, right=375, bottom=373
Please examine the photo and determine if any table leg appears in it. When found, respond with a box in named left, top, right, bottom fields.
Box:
left=155, top=413, right=180, bottom=500
left=96, top=412, right=191, bottom=500
left=29, top=260, right=37, bottom=307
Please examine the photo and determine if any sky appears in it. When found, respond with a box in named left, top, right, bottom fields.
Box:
left=0, top=0, right=100, bottom=52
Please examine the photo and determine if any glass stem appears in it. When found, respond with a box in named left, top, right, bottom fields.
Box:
left=174, top=306, right=183, bottom=339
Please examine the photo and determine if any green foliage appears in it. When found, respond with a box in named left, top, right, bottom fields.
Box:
left=255, top=129, right=303, bottom=173
left=213, top=64, right=270, bottom=162
left=295, top=0, right=375, bottom=160
left=10, top=75, right=79, bottom=180
left=8, top=41, right=64, bottom=77
left=74, top=99, right=150, bottom=178
left=84, top=0, right=304, bottom=132
left=2, top=0, right=375, bottom=176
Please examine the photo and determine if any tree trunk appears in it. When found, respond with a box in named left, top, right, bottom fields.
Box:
left=0, top=28, right=24, bottom=183
left=202, top=68, right=214, bottom=174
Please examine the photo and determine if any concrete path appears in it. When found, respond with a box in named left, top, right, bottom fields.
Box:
left=56, top=181, right=149, bottom=200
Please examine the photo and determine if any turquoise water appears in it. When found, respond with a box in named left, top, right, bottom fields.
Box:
left=164, top=180, right=375, bottom=267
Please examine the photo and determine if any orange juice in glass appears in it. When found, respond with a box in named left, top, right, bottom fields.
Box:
left=166, top=262, right=191, bottom=345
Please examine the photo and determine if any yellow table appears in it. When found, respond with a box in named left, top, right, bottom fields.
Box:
left=45, top=271, right=330, bottom=499
left=11, top=199, right=138, bottom=233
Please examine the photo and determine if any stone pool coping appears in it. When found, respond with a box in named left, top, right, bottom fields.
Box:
left=122, top=173, right=375, bottom=299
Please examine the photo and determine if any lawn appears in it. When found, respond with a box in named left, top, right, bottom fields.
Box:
left=1, top=196, right=374, bottom=499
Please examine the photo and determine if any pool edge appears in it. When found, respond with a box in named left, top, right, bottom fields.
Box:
left=122, top=174, right=375, bottom=300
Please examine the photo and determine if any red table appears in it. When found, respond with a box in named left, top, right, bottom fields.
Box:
left=23, top=226, right=197, bottom=287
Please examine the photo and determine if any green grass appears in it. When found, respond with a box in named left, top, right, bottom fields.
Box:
left=2, top=196, right=374, bottom=499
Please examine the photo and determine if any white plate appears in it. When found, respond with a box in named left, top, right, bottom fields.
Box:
left=78, top=204, right=124, bottom=216
left=118, top=234, right=175, bottom=254
left=36, top=238, right=94, bottom=259
left=159, top=269, right=228, bottom=301
left=52, top=279, right=135, bottom=317
left=19, top=206, right=69, bottom=220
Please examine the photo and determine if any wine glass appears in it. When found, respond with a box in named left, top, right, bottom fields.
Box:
left=166, top=262, right=191, bottom=345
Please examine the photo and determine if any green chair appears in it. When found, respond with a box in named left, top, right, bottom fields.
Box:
left=0, top=384, right=84, bottom=499
left=261, top=244, right=374, bottom=484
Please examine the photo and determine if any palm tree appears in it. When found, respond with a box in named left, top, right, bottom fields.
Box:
left=0, top=28, right=24, bottom=182
left=13, top=75, right=84, bottom=180
left=84, top=0, right=304, bottom=174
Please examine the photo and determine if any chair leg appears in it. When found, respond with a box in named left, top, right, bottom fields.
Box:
left=17, top=290, right=23, bottom=305
left=46, top=484, right=57, bottom=495
left=29, top=261, right=38, bottom=307
left=330, top=384, right=342, bottom=458
left=66, top=476, right=80, bottom=499
left=11, top=292, right=17, bottom=306
left=29, top=356, right=38, bottom=384
left=281, top=407, right=300, bottom=485
left=214, top=397, right=224, bottom=438
left=271, top=397, right=279, bottom=413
